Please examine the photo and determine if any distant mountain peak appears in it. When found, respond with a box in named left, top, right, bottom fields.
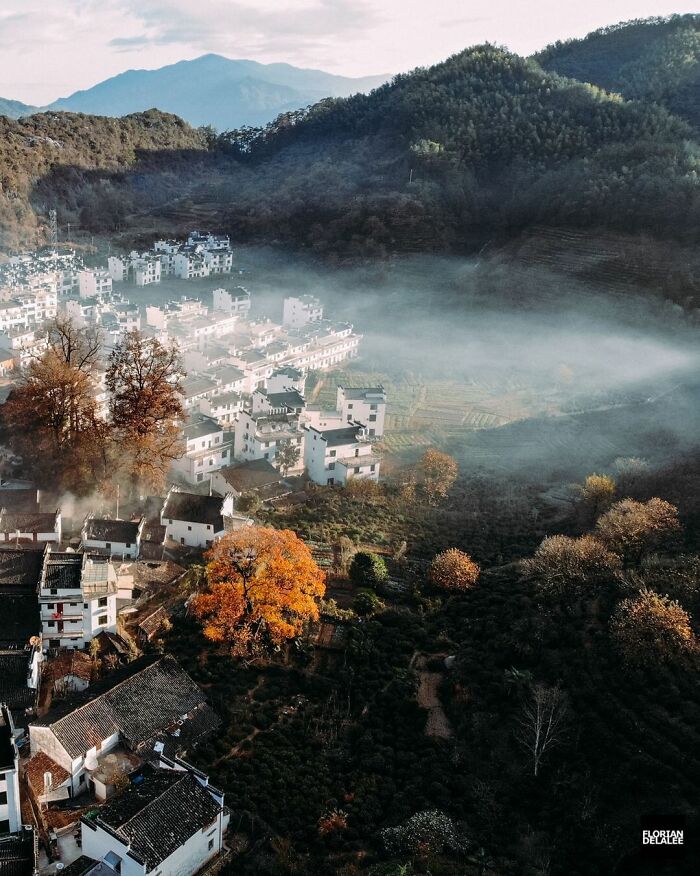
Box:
left=41, top=56, right=389, bottom=131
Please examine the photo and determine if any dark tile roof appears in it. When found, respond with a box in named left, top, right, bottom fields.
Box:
left=0, top=490, right=38, bottom=513
left=183, top=415, right=221, bottom=441
left=137, top=607, right=168, bottom=639
left=58, top=856, right=100, bottom=876
left=0, top=548, right=42, bottom=647
left=0, top=547, right=42, bottom=589
left=339, top=386, right=385, bottom=401
left=218, top=459, right=280, bottom=492
left=0, top=831, right=34, bottom=876
left=0, top=651, right=37, bottom=712
left=162, top=492, right=223, bottom=529
left=32, top=655, right=218, bottom=759
left=91, top=767, right=222, bottom=871
left=0, top=511, right=58, bottom=533
left=321, top=426, right=365, bottom=447
left=83, top=518, right=140, bottom=545
left=43, top=552, right=83, bottom=590
left=265, top=390, right=305, bottom=410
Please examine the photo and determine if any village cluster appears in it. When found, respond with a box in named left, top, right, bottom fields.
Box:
left=0, top=233, right=388, bottom=876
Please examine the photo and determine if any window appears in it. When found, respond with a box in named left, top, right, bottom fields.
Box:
left=208, top=839, right=215, bottom=851
left=369, top=414, right=377, bottom=422
left=51, top=588, right=57, bottom=595
left=0, top=791, right=7, bottom=804
left=188, top=525, right=192, bottom=531
left=47, top=603, right=54, bottom=609
left=370, top=404, right=378, bottom=411
left=98, top=616, right=108, bottom=626
left=370, top=464, right=376, bottom=472
left=98, top=597, right=108, bottom=607
left=47, top=621, right=55, bottom=628
left=125, top=543, right=131, bottom=548
left=354, top=466, right=361, bottom=474
left=0, top=820, right=9, bottom=834
left=347, top=403, right=353, bottom=409
left=328, top=463, right=335, bottom=471
left=84, top=603, right=88, bottom=609
left=106, top=542, right=111, bottom=550
left=329, top=450, right=336, bottom=457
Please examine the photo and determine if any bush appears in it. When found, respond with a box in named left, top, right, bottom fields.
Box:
left=350, top=551, right=390, bottom=590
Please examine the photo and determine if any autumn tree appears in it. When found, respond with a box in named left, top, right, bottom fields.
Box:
left=429, top=548, right=480, bottom=591
left=1, top=319, right=109, bottom=492
left=349, top=551, right=389, bottom=590
left=516, top=684, right=567, bottom=777
left=419, top=448, right=458, bottom=505
left=523, top=535, right=621, bottom=603
left=106, top=331, right=185, bottom=494
left=610, top=589, right=696, bottom=666
left=191, top=526, right=326, bottom=656
left=276, top=439, right=300, bottom=476
left=595, top=498, right=681, bottom=567
left=573, top=473, right=616, bottom=522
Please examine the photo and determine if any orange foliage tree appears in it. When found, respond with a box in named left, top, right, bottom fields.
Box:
left=429, top=548, right=480, bottom=591
left=420, top=449, right=459, bottom=505
left=595, top=498, right=681, bottom=567
left=610, top=589, right=696, bottom=666
left=192, top=526, right=326, bottom=655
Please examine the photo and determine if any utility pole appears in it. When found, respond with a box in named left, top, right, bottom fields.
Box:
left=116, top=483, right=120, bottom=519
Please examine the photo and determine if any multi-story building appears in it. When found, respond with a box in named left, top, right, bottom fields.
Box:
left=282, top=295, right=323, bottom=329
left=161, top=489, right=250, bottom=548
left=233, top=390, right=306, bottom=473
left=171, top=414, right=232, bottom=486
left=0, top=300, right=27, bottom=332
left=80, top=516, right=144, bottom=560
left=336, top=386, right=387, bottom=437
left=78, top=269, right=112, bottom=299
left=38, top=548, right=118, bottom=649
left=173, top=247, right=209, bottom=280
left=304, top=423, right=381, bottom=486
left=212, top=286, right=250, bottom=317
left=0, top=705, right=22, bottom=834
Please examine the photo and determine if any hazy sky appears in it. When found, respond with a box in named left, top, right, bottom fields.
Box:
left=2, top=1, right=698, bottom=104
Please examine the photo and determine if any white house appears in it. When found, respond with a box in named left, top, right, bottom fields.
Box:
left=161, top=488, right=252, bottom=548
left=79, top=759, right=229, bottom=876
left=233, top=404, right=305, bottom=473
left=212, top=286, right=250, bottom=317
left=0, top=704, right=22, bottom=834
left=266, top=366, right=305, bottom=395
left=81, top=516, right=144, bottom=560
left=282, top=295, right=323, bottom=329
left=78, top=269, right=112, bottom=299
left=171, top=414, right=232, bottom=486
left=28, top=655, right=220, bottom=798
left=0, top=509, right=61, bottom=544
left=336, top=386, right=387, bottom=438
left=173, top=247, right=209, bottom=280
left=198, top=392, right=244, bottom=426
left=304, top=424, right=381, bottom=486
left=38, top=548, right=118, bottom=649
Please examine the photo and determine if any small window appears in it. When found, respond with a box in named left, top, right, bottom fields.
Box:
left=0, top=792, right=7, bottom=805
left=51, top=588, right=57, bottom=595
left=84, top=603, right=88, bottom=609
left=369, top=414, right=377, bottom=422
left=370, top=464, right=376, bottom=472
left=98, top=597, right=108, bottom=607
left=47, top=603, right=54, bottom=609
left=354, top=466, right=361, bottom=474
left=98, top=616, right=108, bottom=626
left=328, top=463, right=335, bottom=471
left=329, top=450, right=336, bottom=457
left=208, top=839, right=215, bottom=851
left=47, top=621, right=55, bottom=628
left=188, top=525, right=192, bottom=531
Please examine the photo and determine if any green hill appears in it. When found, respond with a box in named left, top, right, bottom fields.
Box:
left=0, top=109, right=207, bottom=249
left=535, top=15, right=700, bottom=128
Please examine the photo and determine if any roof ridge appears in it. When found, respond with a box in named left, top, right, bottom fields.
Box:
left=118, top=770, right=191, bottom=832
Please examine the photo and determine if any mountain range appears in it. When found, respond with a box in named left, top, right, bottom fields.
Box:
left=0, top=54, right=389, bottom=131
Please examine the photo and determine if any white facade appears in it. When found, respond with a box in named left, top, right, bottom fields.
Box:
left=39, top=549, right=118, bottom=649
left=79, top=269, right=112, bottom=299
left=0, top=510, right=61, bottom=545
left=0, top=705, right=22, bottom=834
left=337, top=386, right=387, bottom=438
left=233, top=408, right=305, bottom=472
left=212, top=286, right=250, bottom=317
left=171, top=415, right=232, bottom=486
left=304, top=424, right=380, bottom=486
left=282, top=295, right=323, bottom=329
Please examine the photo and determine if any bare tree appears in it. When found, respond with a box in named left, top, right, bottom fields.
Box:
left=516, top=684, right=567, bottom=777
left=47, top=315, right=102, bottom=373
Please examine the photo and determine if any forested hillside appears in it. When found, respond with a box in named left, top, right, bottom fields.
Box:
left=5, top=43, right=700, bottom=259
left=0, top=109, right=207, bottom=248
left=536, top=15, right=700, bottom=129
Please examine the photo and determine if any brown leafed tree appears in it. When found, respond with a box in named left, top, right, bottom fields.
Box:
left=610, top=588, right=696, bottom=666
left=516, top=684, right=567, bottom=777
left=1, top=342, right=109, bottom=493
left=429, top=548, right=480, bottom=591
left=420, top=448, right=458, bottom=505
left=523, top=535, right=621, bottom=602
left=47, top=315, right=102, bottom=374
left=574, top=473, right=616, bottom=522
left=595, top=498, right=681, bottom=567
left=191, top=526, right=326, bottom=656
left=106, top=331, right=185, bottom=494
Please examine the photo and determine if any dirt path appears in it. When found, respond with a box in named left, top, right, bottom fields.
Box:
left=414, top=654, right=453, bottom=739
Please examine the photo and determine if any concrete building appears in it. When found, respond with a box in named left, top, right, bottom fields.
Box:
left=0, top=509, right=61, bottom=545
left=212, top=286, right=250, bottom=317
left=80, top=517, right=144, bottom=560
left=0, top=704, right=22, bottom=834
left=282, top=295, right=323, bottom=329
left=78, top=759, right=229, bottom=876
left=304, top=424, right=381, bottom=486
left=337, top=386, right=387, bottom=437
left=38, top=549, right=118, bottom=650
left=171, top=414, right=232, bottom=486
left=78, top=270, right=112, bottom=299
left=161, top=489, right=251, bottom=549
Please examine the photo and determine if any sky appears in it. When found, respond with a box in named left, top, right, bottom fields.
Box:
left=1, top=0, right=699, bottom=105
